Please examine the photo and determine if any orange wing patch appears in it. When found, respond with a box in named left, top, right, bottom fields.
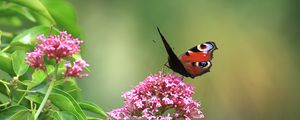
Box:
left=180, top=52, right=210, bottom=62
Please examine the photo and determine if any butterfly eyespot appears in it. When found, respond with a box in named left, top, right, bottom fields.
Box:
left=198, top=44, right=208, bottom=51
left=200, top=44, right=207, bottom=49
left=198, top=43, right=215, bottom=52
left=199, top=61, right=211, bottom=68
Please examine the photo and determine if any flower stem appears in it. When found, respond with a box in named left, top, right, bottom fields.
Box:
left=0, top=101, right=10, bottom=107
left=34, top=65, right=58, bottom=120
left=17, top=92, right=26, bottom=105
left=34, top=80, right=54, bottom=119
left=1, top=45, right=10, bottom=52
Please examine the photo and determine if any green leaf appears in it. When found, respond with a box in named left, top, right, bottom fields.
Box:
left=49, top=88, right=87, bottom=120
left=5, top=0, right=55, bottom=24
left=0, top=92, right=9, bottom=104
left=46, top=65, right=55, bottom=74
left=31, top=10, right=53, bottom=25
left=27, top=69, right=47, bottom=89
left=79, top=101, right=108, bottom=118
left=30, top=80, right=48, bottom=93
left=0, top=79, right=10, bottom=96
left=7, top=3, right=36, bottom=22
left=0, top=105, right=30, bottom=120
left=54, top=79, right=64, bottom=87
left=0, top=52, right=13, bottom=75
left=0, top=16, right=22, bottom=27
left=25, top=94, right=42, bottom=104
left=0, top=3, right=26, bottom=26
left=52, top=111, right=79, bottom=120
left=0, top=31, right=2, bottom=46
left=9, top=25, right=59, bottom=51
left=41, top=0, right=81, bottom=35
left=56, top=61, right=66, bottom=79
left=87, top=117, right=103, bottom=120
left=12, top=50, right=29, bottom=77
left=62, top=78, right=81, bottom=100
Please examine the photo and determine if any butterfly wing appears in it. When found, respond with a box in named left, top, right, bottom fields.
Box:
left=179, top=42, right=217, bottom=77
left=157, top=27, right=191, bottom=77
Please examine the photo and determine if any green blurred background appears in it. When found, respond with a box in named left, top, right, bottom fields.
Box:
left=70, top=0, right=300, bottom=120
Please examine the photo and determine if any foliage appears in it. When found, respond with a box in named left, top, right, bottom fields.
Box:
left=0, top=0, right=107, bottom=119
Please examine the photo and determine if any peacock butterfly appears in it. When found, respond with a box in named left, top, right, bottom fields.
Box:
left=157, top=27, right=217, bottom=78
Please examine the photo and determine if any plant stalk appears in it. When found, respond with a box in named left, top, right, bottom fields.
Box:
left=34, top=65, right=58, bottom=120
left=34, top=80, right=54, bottom=120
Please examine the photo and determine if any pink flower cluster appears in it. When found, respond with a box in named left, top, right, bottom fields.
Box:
left=64, top=59, right=89, bottom=77
left=25, top=49, right=45, bottom=70
left=36, top=31, right=83, bottom=62
left=26, top=31, right=88, bottom=78
left=108, top=72, right=204, bottom=120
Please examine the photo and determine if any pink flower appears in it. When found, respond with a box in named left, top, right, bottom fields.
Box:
left=36, top=31, right=83, bottom=62
left=26, top=31, right=89, bottom=78
left=64, top=59, right=89, bottom=77
left=107, top=72, right=205, bottom=119
left=25, top=49, right=45, bottom=70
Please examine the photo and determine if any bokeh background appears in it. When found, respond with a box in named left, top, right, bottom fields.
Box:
left=69, top=1, right=300, bottom=120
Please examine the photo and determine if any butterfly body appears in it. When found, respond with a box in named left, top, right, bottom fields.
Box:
left=157, top=28, right=217, bottom=78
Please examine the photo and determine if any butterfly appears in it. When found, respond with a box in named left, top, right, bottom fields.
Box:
left=157, top=27, right=217, bottom=78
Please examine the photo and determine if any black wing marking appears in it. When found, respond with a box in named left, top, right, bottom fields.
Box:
left=157, top=27, right=191, bottom=77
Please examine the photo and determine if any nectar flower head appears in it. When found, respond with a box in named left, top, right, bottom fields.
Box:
left=25, top=48, right=45, bottom=70
left=64, top=59, right=89, bottom=77
left=26, top=31, right=88, bottom=77
left=108, top=71, right=205, bottom=120
left=36, top=31, right=83, bottom=62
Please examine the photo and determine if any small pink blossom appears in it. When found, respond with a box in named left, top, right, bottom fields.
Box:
left=36, top=31, right=83, bottom=62
left=25, top=49, right=45, bottom=70
left=26, top=31, right=89, bottom=78
left=64, top=59, right=89, bottom=77
left=162, top=97, right=174, bottom=105
left=108, top=71, right=204, bottom=119
left=26, top=31, right=84, bottom=68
